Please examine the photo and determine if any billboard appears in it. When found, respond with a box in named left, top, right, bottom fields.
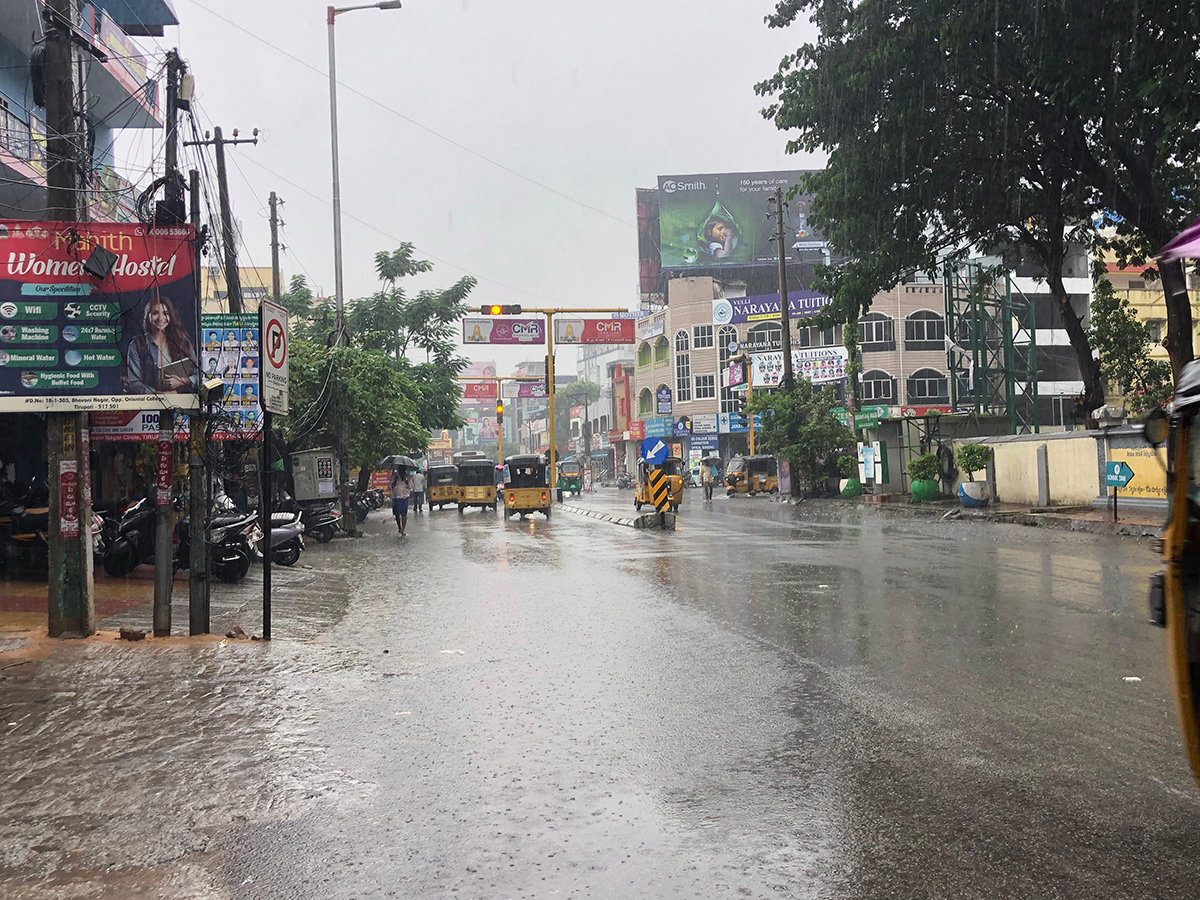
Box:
left=712, top=290, right=831, bottom=326
left=462, top=318, right=545, bottom=344
left=554, top=317, right=635, bottom=344
left=0, top=221, right=198, bottom=411
left=657, top=171, right=828, bottom=269
left=462, top=381, right=497, bottom=401
left=201, top=313, right=262, bottom=438
left=502, top=381, right=548, bottom=399
left=750, top=347, right=848, bottom=388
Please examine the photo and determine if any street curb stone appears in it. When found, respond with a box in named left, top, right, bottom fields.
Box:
left=555, top=503, right=669, bottom=530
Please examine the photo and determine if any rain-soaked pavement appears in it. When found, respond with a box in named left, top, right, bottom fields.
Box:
left=3, top=488, right=1200, bottom=898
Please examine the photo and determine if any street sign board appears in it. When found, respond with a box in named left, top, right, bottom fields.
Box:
left=260, top=299, right=289, bottom=415
left=641, top=437, right=668, bottom=465
left=1105, top=460, right=1134, bottom=488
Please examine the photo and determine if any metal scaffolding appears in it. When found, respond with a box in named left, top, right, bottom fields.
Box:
left=944, top=262, right=1040, bottom=434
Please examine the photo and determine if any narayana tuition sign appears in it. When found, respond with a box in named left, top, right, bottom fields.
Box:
left=462, top=317, right=545, bottom=344
left=711, top=290, right=831, bottom=326
left=0, top=221, right=198, bottom=412
left=554, top=317, right=635, bottom=344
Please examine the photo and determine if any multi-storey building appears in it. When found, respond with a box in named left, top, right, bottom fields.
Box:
left=576, top=343, right=633, bottom=475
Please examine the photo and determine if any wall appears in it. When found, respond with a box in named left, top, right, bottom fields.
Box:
left=953, top=432, right=1100, bottom=506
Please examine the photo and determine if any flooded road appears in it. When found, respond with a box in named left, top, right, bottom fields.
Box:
left=2, top=492, right=1199, bottom=898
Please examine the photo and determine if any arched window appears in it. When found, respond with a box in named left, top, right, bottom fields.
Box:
left=654, top=336, right=670, bottom=363
left=600, top=415, right=608, bottom=433
left=859, top=313, right=895, bottom=350
left=675, top=341, right=692, bottom=402
left=746, top=321, right=781, bottom=352
left=861, top=369, right=895, bottom=403
left=675, top=329, right=690, bottom=353
left=638, top=387, right=653, bottom=415
left=718, top=325, right=739, bottom=413
left=637, top=341, right=651, bottom=367
left=904, top=310, right=945, bottom=349
left=907, top=368, right=949, bottom=402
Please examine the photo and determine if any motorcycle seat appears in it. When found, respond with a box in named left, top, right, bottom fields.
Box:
left=211, top=514, right=249, bottom=528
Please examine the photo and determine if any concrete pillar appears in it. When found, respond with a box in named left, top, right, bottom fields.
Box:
left=1036, top=443, right=1050, bottom=508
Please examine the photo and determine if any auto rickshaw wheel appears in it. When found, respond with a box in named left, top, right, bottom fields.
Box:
left=544, top=506, right=551, bottom=519
left=635, top=500, right=642, bottom=511
left=769, top=487, right=778, bottom=494
left=670, top=503, right=678, bottom=513
left=458, top=504, right=464, bottom=515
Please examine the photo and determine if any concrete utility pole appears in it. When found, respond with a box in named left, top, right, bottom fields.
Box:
left=774, top=187, right=794, bottom=391
left=188, top=169, right=210, bottom=635
left=44, top=0, right=95, bottom=637
left=187, top=127, right=257, bottom=314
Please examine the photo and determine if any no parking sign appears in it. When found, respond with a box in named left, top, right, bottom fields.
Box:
left=260, top=299, right=289, bottom=415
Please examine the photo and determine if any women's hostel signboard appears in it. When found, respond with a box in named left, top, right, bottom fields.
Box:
left=0, top=221, right=198, bottom=412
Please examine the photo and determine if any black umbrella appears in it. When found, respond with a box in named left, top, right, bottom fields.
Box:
left=700, top=455, right=723, bottom=465
left=378, top=455, right=418, bottom=470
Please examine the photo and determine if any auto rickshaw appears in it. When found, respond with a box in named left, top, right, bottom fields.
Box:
left=557, top=459, right=584, bottom=497
left=725, top=455, right=778, bottom=496
left=1144, top=360, right=1200, bottom=788
left=502, top=454, right=552, bottom=519
left=456, top=458, right=497, bottom=513
left=426, top=464, right=458, bottom=510
left=634, top=456, right=684, bottom=512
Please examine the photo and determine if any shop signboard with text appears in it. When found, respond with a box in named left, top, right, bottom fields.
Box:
left=643, top=416, right=673, bottom=438
left=0, top=220, right=198, bottom=412
left=554, top=318, right=635, bottom=344
left=656, top=386, right=672, bottom=415
left=711, top=290, right=831, bottom=326
left=462, top=318, right=545, bottom=344
left=750, top=347, right=848, bottom=388
left=201, top=313, right=262, bottom=439
left=462, top=381, right=498, bottom=401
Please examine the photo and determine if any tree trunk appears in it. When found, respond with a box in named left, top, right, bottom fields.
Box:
left=1159, top=259, right=1195, bottom=382
left=1048, top=276, right=1105, bottom=416
left=356, top=467, right=371, bottom=492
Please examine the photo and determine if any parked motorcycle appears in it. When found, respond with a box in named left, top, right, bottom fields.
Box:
left=175, top=508, right=260, bottom=583
left=293, top=502, right=343, bottom=543
left=263, top=510, right=305, bottom=567
left=100, top=497, right=155, bottom=577
left=616, top=472, right=633, bottom=490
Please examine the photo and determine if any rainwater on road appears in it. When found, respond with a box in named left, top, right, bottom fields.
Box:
left=2, top=490, right=1198, bottom=899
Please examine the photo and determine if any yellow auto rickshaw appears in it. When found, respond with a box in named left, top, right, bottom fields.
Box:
left=456, top=457, right=497, bottom=513
left=634, top=456, right=684, bottom=512
left=502, top=454, right=552, bottom=519
left=725, top=455, right=778, bottom=496
left=1144, top=362, right=1200, bottom=788
left=426, top=464, right=458, bottom=510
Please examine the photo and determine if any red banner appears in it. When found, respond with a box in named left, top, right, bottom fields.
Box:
left=629, top=421, right=646, bottom=441
left=462, top=381, right=498, bottom=400
left=554, top=318, right=636, bottom=344
left=59, top=461, right=79, bottom=538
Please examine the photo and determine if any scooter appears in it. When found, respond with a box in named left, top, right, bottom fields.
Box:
left=100, top=497, right=156, bottom=577
left=175, top=508, right=260, bottom=584
left=262, top=510, right=305, bottom=567
left=284, top=500, right=342, bottom=543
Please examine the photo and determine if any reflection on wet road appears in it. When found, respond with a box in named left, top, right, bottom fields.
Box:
left=3, top=492, right=1199, bottom=898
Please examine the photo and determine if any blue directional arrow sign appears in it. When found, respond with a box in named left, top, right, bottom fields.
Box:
left=1105, top=460, right=1135, bottom=488
left=641, top=437, right=668, bottom=465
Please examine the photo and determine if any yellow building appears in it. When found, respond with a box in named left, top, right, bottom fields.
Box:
left=200, top=266, right=274, bottom=315
left=1102, top=250, right=1200, bottom=364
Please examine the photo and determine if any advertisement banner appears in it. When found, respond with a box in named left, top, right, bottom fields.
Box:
left=0, top=221, right=198, bottom=412
left=629, top=420, right=645, bottom=441
left=201, top=313, right=261, bottom=439
left=691, top=413, right=718, bottom=434
left=690, top=433, right=719, bottom=452
left=656, top=386, right=672, bottom=415
left=711, top=290, right=831, bottom=326
left=751, top=347, right=848, bottom=388
left=90, top=409, right=187, bottom=442
left=59, top=460, right=79, bottom=537
left=501, top=381, right=548, bottom=399
left=462, top=318, right=545, bottom=345
left=658, top=171, right=829, bottom=269
left=554, top=317, right=635, bottom=344
left=725, top=359, right=747, bottom=389
left=643, top=416, right=673, bottom=438
left=638, top=317, right=665, bottom=340
left=462, top=381, right=498, bottom=401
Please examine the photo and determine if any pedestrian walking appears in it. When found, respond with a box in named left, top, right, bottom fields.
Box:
left=411, top=468, right=426, bottom=514
left=701, top=460, right=716, bottom=501
left=390, top=467, right=412, bottom=536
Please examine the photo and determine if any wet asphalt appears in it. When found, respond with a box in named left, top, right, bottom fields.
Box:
left=2, top=488, right=1200, bottom=899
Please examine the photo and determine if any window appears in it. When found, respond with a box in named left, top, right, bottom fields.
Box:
left=695, top=374, right=716, bottom=399
left=637, top=342, right=651, bottom=367
left=746, top=321, right=781, bottom=352
left=859, top=313, right=895, bottom=350
left=638, top=388, right=652, bottom=415
left=675, top=329, right=690, bottom=353
left=861, top=369, right=895, bottom=402
left=693, top=324, right=714, bottom=349
left=904, top=310, right=945, bottom=350
left=654, top=336, right=670, bottom=363
left=676, top=351, right=692, bottom=402
left=796, top=324, right=843, bottom=347
left=1146, top=318, right=1166, bottom=343
left=718, top=325, right=739, bottom=413
left=907, top=368, right=949, bottom=402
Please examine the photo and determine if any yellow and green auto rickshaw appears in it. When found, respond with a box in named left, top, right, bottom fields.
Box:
left=634, top=456, right=684, bottom=513
left=557, top=459, right=584, bottom=497
left=456, top=457, right=497, bottom=513
left=503, top=454, right=552, bottom=519
left=725, top=455, right=778, bottom=496
left=1144, top=360, right=1200, bottom=789
left=426, top=464, right=459, bottom=510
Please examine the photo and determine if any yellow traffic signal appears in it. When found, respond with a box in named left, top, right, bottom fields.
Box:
left=489, top=305, right=502, bottom=315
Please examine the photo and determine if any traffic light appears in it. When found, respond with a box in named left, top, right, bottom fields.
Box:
left=480, top=304, right=522, bottom=315
left=496, top=402, right=504, bottom=424
left=735, top=397, right=749, bottom=429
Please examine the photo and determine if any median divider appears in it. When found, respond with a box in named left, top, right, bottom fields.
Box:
left=555, top=502, right=675, bottom=530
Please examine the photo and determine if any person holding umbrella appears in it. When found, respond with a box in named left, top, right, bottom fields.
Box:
left=380, top=456, right=418, bottom=536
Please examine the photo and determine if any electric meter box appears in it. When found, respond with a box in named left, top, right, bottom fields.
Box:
left=291, top=448, right=339, bottom=502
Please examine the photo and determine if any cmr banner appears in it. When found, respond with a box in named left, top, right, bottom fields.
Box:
left=751, top=347, right=848, bottom=388
left=502, top=381, right=548, bottom=399
left=462, top=381, right=498, bottom=401
left=554, top=317, right=635, bottom=344
left=657, top=171, right=829, bottom=269
left=463, top=317, right=545, bottom=345
left=0, top=220, right=198, bottom=412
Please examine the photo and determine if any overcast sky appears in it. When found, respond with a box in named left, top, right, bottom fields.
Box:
left=127, top=0, right=823, bottom=372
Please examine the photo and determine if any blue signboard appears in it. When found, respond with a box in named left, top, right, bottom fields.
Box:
left=673, top=416, right=691, bottom=437
left=641, top=437, right=668, bottom=465
left=643, top=416, right=674, bottom=438
left=690, top=433, right=719, bottom=452
left=656, top=386, right=672, bottom=415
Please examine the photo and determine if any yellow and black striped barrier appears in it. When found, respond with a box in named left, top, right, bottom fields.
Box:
left=649, top=467, right=670, bottom=514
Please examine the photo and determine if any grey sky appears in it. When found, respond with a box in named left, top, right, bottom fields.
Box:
left=135, top=0, right=822, bottom=372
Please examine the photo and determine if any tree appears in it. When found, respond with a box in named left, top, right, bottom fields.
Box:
left=553, top=380, right=603, bottom=454
left=1088, top=278, right=1173, bottom=415
left=750, top=379, right=855, bottom=494
left=757, top=0, right=1200, bottom=410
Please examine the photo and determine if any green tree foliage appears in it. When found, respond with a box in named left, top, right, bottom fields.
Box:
left=757, top=0, right=1200, bottom=407
left=750, top=379, right=854, bottom=493
left=956, top=443, right=992, bottom=481
left=1088, top=277, right=1173, bottom=415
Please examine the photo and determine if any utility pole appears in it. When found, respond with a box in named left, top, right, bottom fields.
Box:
left=262, top=191, right=283, bottom=640
left=774, top=187, right=794, bottom=391
left=186, top=127, right=258, bottom=313
left=43, top=0, right=95, bottom=637
left=189, top=169, right=210, bottom=635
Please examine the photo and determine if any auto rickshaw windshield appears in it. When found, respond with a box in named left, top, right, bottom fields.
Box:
left=727, top=458, right=746, bottom=474
left=508, top=464, right=547, bottom=488
left=659, top=459, right=682, bottom=476
left=560, top=462, right=582, bottom=474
